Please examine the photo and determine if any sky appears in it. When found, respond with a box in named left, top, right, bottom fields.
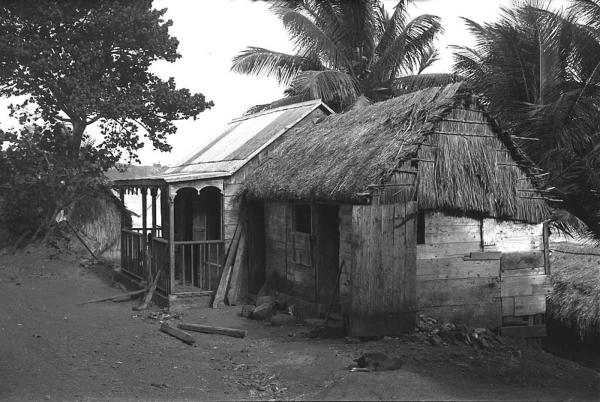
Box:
left=0, top=0, right=569, bottom=166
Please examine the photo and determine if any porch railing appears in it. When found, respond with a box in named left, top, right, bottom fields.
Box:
left=173, top=240, right=225, bottom=293
left=121, top=229, right=144, bottom=280
left=121, top=232, right=225, bottom=295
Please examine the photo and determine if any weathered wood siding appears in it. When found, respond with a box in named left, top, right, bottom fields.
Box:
left=263, top=202, right=317, bottom=303
left=339, top=205, right=353, bottom=311
left=417, top=212, right=549, bottom=335
left=347, top=202, right=417, bottom=337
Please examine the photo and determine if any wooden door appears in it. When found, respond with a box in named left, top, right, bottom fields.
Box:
left=348, top=202, right=417, bottom=337
left=315, top=205, right=340, bottom=305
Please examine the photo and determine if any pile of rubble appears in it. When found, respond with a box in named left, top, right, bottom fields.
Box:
left=413, top=314, right=508, bottom=350
left=239, top=295, right=297, bottom=326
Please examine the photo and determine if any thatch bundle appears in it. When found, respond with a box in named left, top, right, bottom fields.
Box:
left=243, top=83, right=550, bottom=223
left=548, top=244, right=600, bottom=337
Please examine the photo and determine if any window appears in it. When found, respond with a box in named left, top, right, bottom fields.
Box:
left=293, top=204, right=311, bottom=234
left=417, top=212, right=425, bottom=244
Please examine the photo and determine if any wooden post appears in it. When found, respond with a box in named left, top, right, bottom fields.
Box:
left=169, top=190, right=176, bottom=295
left=151, top=188, right=157, bottom=238
left=141, top=187, right=148, bottom=280
left=119, top=187, right=126, bottom=269
left=543, top=220, right=550, bottom=275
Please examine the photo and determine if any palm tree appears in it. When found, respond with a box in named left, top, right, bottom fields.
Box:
left=452, top=0, right=600, bottom=235
left=232, top=0, right=456, bottom=112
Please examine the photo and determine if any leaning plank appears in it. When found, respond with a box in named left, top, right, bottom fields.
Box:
left=133, top=269, right=162, bottom=311
left=160, top=323, right=195, bottom=345
left=78, top=289, right=146, bottom=305
left=212, top=218, right=243, bottom=308
left=226, top=228, right=247, bottom=305
left=178, top=323, right=247, bottom=338
left=501, top=324, right=546, bottom=338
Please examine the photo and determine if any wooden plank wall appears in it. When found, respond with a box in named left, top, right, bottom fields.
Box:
left=348, top=202, right=417, bottom=337
left=417, top=212, right=549, bottom=336
left=417, top=212, right=502, bottom=329
left=263, top=202, right=317, bottom=304
left=338, top=205, right=353, bottom=311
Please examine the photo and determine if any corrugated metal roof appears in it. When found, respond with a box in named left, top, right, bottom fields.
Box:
left=166, top=99, right=330, bottom=176
left=113, top=99, right=331, bottom=186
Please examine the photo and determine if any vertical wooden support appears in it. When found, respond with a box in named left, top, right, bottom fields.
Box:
left=119, top=187, right=126, bottom=268
left=151, top=188, right=157, bottom=238
left=169, top=190, right=176, bottom=295
left=141, top=187, right=148, bottom=279
left=543, top=220, right=550, bottom=275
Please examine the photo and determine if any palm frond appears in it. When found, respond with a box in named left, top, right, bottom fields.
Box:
left=375, top=0, right=412, bottom=57
left=289, top=69, right=358, bottom=107
left=372, top=14, right=443, bottom=80
left=231, top=47, right=323, bottom=85
left=569, top=0, right=600, bottom=32
left=272, top=6, right=351, bottom=71
left=392, top=73, right=462, bottom=96
left=416, top=44, right=440, bottom=74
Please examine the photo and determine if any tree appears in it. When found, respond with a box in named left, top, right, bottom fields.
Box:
left=0, top=0, right=213, bottom=162
left=452, top=0, right=600, bottom=234
left=231, top=0, right=454, bottom=111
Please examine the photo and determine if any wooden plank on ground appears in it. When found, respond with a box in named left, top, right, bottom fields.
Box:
left=501, top=275, right=552, bottom=297
left=160, top=323, right=195, bottom=345
left=417, top=257, right=499, bottom=280
left=178, top=323, right=247, bottom=338
left=501, top=251, right=544, bottom=270
left=501, top=324, right=546, bottom=338
left=78, top=289, right=146, bottom=305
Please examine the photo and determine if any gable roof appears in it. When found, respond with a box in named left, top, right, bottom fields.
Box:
left=113, top=99, right=332, bottom=186
left=242, top=83, right=552, bottom=223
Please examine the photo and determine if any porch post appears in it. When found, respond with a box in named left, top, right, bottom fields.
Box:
left=141, top=187, right=148, bottom=279
left=169, top=189, right=176, bottom=294
left=119, top=187, right=125, bottom=269
left=151, top=188, right=157, bottom=238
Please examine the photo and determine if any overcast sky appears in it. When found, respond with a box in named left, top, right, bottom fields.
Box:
left=0, top=0, right=569, bottom=166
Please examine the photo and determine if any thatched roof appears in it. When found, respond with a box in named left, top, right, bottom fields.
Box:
left=243, top=83, right=552, bottom=223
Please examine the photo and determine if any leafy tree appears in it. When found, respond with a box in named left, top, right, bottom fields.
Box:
left=0, top=0, right=213, bottom=162
left=232, top=0, right=455, bottom=111
left=452, top=0, right=600, bottom=234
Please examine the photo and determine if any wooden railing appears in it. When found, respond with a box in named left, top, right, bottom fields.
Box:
left=150, top=237, right=170, bottom=294
left=173, top=240, right=225, bottom=293
left=121, top=230, right=225, bottom=295
left=121, top=229, right=144, bottom=280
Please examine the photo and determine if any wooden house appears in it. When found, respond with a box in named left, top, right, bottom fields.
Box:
left=241, top=83, right=554, bottom=338
left=112, top=100, right=333, bottom=309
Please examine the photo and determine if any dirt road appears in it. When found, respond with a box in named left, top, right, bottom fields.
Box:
left=0, top=247, right=598, bottom=401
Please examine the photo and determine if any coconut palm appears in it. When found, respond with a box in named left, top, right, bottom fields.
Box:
left=452, top=0, right=600, bottom=234
left=232, top=0, right=455, bottom=111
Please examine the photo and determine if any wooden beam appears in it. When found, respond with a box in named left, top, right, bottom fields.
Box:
left=168, top=192, right=175, bottom=295
left=212, top=216, right=243, bottom=308
left=78, top=289, right=146, bottom=305
left=543, top=221, right=550, bottom=275
left=226, top=229, right=247, bottom=305
left=178, top=323, right=247, bottom=338
left=160, top=323, right=195, bottom=345
left=141, top=187, right=148, bottom=280
left=150, top=188, right=157, bottom=239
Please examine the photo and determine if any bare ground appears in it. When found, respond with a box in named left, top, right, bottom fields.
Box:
left=0, top=246, right=598, bottom=401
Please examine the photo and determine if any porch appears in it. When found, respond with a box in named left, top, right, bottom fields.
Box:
left=116, top=180, right=227, bottom=305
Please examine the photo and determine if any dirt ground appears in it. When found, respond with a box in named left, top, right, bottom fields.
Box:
left=1, top=246, right=599, bottom=401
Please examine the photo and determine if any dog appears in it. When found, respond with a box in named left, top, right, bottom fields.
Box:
left=351, top=352, right=403, bottom=372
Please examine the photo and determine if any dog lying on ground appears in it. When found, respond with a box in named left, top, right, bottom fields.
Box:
left=351, top=352, right=403, bottom=372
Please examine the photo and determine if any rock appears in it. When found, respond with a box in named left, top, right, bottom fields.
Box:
left=240, top=305, right=256, bottom=318
left=256, top=295, right=274, bottom=307
left=252, top=302, right=274, bottom=321
left=429, top=334, right=443, bottom=346
left=270, top=313, right=297, bottom=326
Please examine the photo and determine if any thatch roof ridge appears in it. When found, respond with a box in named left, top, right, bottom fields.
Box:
left=243, top=83, right=552, bottom=223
